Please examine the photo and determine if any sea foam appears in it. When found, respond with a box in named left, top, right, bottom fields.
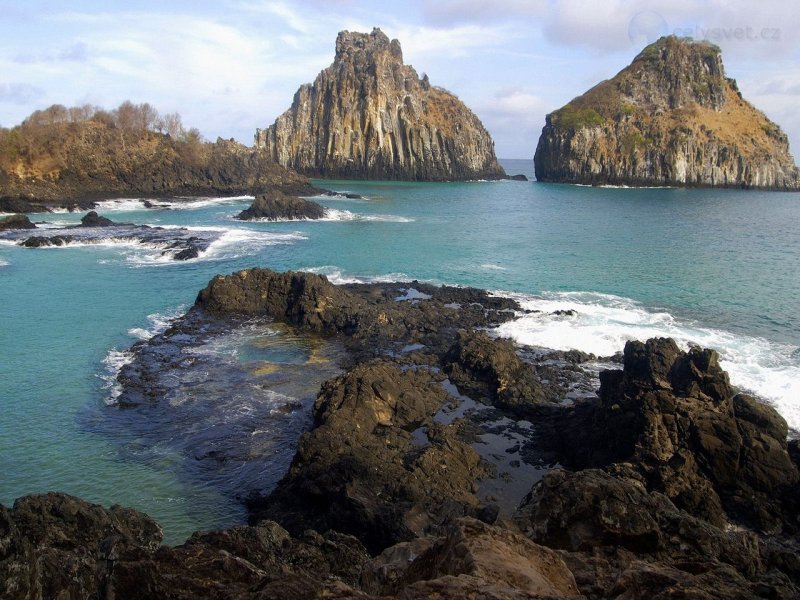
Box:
left=494, top=291, right=800, bottom=432
left=101, top=306, right=187, bottom=403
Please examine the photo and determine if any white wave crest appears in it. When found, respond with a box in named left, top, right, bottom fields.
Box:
left=0, top=257, right=9, bottom=267
left=94, top=196, right=254, bottom=212
left=124, top=228, right=306, bottom=267
left=322, top=208, right=413, bottom=223
left=127, top=306, right=187, bottom=340
left=100, top=348, right=135, bottom=404
left=102, top=306, right=187, bottom=403
left=494, top=291, right=800, bottom=431
left=303, top=265, right=412, bottom=285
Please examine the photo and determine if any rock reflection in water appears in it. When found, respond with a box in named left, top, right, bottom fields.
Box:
left=87, top=316, right=344, bottom=530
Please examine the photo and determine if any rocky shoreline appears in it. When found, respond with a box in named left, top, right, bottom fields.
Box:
left=2, top=270, right=798, bottom=599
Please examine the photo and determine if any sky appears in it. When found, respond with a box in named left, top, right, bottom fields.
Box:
left=1, top=0, right=798, bottom=159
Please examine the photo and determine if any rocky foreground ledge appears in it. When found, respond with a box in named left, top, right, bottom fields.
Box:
left=3, top=270, right=799, bottom=599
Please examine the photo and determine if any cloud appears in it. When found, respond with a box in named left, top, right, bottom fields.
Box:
left=476, top=87, right=553, bottom=158
left=394, top=24, right=515, bottom=60
left=420, top=0, right=546, bottom=25
left=0, top=82, right=45, bottom=105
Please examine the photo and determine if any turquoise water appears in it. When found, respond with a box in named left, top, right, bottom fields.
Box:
left=1, top=157, right=798, bottom=542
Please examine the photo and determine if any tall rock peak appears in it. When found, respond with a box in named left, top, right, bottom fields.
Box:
left=534, top=35, right=800, bottom=190
left=256, top=28, right=504, bottom=181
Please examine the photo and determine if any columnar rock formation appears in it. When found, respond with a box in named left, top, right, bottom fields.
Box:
left=534, top=36, right=800, bottom=189
left=256, top=28, right=505, bottom=181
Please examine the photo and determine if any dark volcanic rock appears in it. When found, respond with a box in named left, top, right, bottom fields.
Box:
left=256, top=28, right=505, bottom=181
left=236, top=190, right=325, bottom=221
left=0, top=213, right=36, bottom=230
left=363, top=517, right=580, bottom=598
left=195, top=269, right=520, bottom=348
left=21, top=235, right=74, bottom=247
left=507, top=174, right=529, bottom=181
left=445, top=330, right=554, bottom=413
left=250, top=361, right=488, bottom=554
left=79, top=210, right=115, bottom=227
left=0, top=492, right=371, bottom=599
left=514, top=469, right=796, bottom=599
left=5, top=268, right=800, bottom=599
left=537, top=338, right=799, bottom=531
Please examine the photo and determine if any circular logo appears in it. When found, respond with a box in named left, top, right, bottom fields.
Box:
left=628, top=11, right=669, bottom=47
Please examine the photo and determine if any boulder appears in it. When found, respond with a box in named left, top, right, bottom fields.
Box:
left=21, top=235, right=74, bottom=247
left=385, top=518, right=580, bottom=598
left=79, top=211, right=115, bottom=227
left=0, top=213, right=36, bottom=230
left=235, top=190, right=325, bottom=221
left=514, top=469, right=796, bottom=599
left=444, top=330, right=553, bottom=412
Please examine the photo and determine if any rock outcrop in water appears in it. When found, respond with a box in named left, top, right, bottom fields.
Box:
left=235, top=190, right=325, bottom=221
left=534, top=36, right=800, bottom=189
left=4, top=271, right=799, bottom=598
left=0, top=214, right=36, bottom=230
left=255, top=28, right=505, bottom=181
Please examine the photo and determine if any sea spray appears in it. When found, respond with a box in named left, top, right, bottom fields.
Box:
left=494, top=291, right=800, bottom=432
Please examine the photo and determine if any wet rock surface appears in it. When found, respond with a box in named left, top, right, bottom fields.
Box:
left=236, top=189, right=326, bottom=221
left=0, top=211, right=215, bottom=260
left=5, top=271, right=799, bottom=598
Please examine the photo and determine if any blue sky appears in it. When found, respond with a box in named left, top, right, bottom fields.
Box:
left=1, top=0, right=798, bottom=159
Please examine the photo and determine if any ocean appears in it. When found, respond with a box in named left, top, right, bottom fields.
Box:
left=1, top=158, right=798, bottom=543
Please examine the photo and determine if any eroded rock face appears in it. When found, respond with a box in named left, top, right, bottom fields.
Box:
left=537, top=338, right=799, bottom=532
left=256, top=28, right=505, bottom=181
left=534, top=36, right=800, bottom=189
left=235, top=190, right=325, bottom=221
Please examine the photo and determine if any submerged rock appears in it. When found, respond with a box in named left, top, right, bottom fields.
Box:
left=8, top=222, right=213, bottom=261
left=256, top=28, right=505, bottom=181
left=235, top=190, right=325, bottom=221
left=534, top=36, right=800, bottom=189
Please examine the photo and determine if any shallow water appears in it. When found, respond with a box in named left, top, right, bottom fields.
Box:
left=1, top=157, right=798, bottom=542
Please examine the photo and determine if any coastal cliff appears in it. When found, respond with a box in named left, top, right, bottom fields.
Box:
left=534, top=36, right=800, bottom=189
left=0, top=104, right=318, bottom=212
left=255, top=28, right=505, bottom=181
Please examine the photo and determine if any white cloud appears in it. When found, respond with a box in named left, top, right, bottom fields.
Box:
left=0, top=82, right=45, bottom=105
left=394, top=24, right=515, bottom=60
left=476, top=88, right=552, bottom=158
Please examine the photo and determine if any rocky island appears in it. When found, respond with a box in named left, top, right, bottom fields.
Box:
left=534, top=36, right=800, bottom=189
left=0, top=103, right=321, bottom=213
left=255, top=28, right=505, bottom=181
left=236, top=190, right=326, bottom=221
left=2, top=269, right=798, bottom=598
